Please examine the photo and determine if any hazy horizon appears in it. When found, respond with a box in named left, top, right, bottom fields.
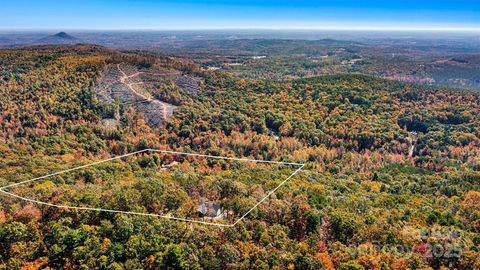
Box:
left=2, top=28, right=480, bottom=32
left=1, top=0, right=480, bottom=31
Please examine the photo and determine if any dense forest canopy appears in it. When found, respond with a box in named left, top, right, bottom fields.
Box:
left=0, top=45, right=479, bottom=269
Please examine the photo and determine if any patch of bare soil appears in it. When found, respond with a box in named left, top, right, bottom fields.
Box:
left=95, top=63, right=199, bottom=127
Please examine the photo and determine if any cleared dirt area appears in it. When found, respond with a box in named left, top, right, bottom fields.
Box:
left=95, top=63, right=200, bottom=127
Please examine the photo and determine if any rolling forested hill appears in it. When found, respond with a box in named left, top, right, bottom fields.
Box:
left=0, top=45, right=479, bottom=269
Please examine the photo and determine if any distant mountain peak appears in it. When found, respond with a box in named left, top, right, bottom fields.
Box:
left=52, top=32, right=76, bottom=40
left=36, top=32, right=80, bottom=45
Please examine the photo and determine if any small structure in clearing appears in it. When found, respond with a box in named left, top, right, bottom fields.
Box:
left=198, top=200, right=225, bottom=219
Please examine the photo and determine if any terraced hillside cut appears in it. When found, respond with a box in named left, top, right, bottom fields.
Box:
left=95, top=62, right=201, bottom=127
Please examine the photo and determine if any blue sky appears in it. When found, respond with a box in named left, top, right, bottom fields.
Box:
left=1, top=0, right=480, bottom=30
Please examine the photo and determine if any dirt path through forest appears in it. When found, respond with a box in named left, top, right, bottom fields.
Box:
left=116, top=64, right=177, bottom=120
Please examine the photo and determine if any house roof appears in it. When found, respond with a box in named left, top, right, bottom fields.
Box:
left=198, top=201, right=223, bottom=218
